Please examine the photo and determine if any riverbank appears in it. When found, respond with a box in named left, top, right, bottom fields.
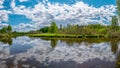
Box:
left=28, top=33, right=108, bottom=38
left=0, top=33, right=119, bottom=39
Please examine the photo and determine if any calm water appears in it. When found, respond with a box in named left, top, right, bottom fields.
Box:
left=0, top=36, right=120, bottom=68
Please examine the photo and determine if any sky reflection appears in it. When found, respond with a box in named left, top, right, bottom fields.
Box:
left=0, top=36, right=119, bottom=68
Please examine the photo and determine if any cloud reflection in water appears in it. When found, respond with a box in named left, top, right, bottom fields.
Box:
left=0, top=36, right=118, bottom=68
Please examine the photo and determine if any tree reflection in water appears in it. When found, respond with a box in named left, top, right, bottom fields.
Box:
left=39, top=37, right=120, bottom=68
left=51, top=38, right=58, bottom=48
left=110, top=39, right=119, bottom=54
left=116, top=51, right=120, bottom=68
left=110, top=40, right=120, bottom=68
left=0, top=37, right=12, bottom=45
left=39, top=37, right=58, bottom=48
left=1, top=36, right=120, bottom=68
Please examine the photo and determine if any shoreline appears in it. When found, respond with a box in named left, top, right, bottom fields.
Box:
left=0, top=33, right=120, bottom=39
left=28, top=33, right=117, bottom=38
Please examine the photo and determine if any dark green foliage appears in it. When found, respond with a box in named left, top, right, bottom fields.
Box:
left=7, top=25, right=12, bottom=33
left=38, top=22, right=58, bottom=33
left=0, top=27, right=7, bottom=33
left=0, top=25, right=12, bottom=33
left=39, top=27, right=50, bottom=33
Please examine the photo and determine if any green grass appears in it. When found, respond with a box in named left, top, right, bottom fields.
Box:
left=28, top=33, right=107, bottom=38
left=0, top=33, right=110, bottom=39
left=29, top=33, right=81, bottom=38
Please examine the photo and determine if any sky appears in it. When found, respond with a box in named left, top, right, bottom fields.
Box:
left=0, top=0, right=117, bottom=32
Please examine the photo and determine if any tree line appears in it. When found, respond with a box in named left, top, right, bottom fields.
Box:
left=34, top=16, right=119, bottom=38
left=38, top=22, right=58, bottom=33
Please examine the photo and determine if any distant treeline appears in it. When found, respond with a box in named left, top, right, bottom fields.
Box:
left=0, top=16, right=119, bottom=38
left=29, top=16, right=120, bottom=38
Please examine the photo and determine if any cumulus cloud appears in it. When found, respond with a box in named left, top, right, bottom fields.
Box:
left=0, top=10, right=11, bottom=27
left=13, top=23, right=37, bottom=32
left=0, top=0, right=11, bottom=25
left=19, top=0, right=28, bottom=2
left=0, top=10, right=11, bottom=23
left=10, top=1, right=116, bottom=31
left=11, top=0, right=15, bottom=8
left=0, top=0, right=4, bottom=8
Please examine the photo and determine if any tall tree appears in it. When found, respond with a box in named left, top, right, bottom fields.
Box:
left=50, top=22, right=58, bottom=33
left=111, top=16, right=119, bottom=31
left=117, top=0, right=120, bottom=17
left=7, top=25, right=12, bottom=33
left=60, top=24, right=62, bottom=30
left=117, top=0, right=120, bottom=25
left=0, top=27, right=7, bottom=33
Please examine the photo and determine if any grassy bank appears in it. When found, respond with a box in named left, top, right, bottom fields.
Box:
left=0, top=33, right=117, bottom=39
left=28, top=33, right=108, bottom=38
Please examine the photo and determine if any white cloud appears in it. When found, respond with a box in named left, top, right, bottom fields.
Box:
left=11, top=0, right=15, bottom=8
left=11, top=1, right=116, bottom=31
left=0, top=0, right=4, bottom=8
left=0, top=0, right=12, bottom=25
left=19, top=0, right=28, bottom=2
left=0, top=10, right=11, bottom=23
left=13, top=23, right=37, bottom=32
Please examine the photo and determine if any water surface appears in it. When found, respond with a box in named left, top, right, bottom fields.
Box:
left=0, top=36, right=120, bottom=68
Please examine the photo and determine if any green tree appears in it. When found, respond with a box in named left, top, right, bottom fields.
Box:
left=111, top=16, right=119, bottom=31
left=117, top=0, right=120, bottom=17
left=39, top=27, right=50, bottom=33
left=60, top=24, right=62, bottom=30
left=7, top=25, right=12, bottom=33
left=50, top=22, right=58, bottom=33
left=0, top=27, right=7, bottom=33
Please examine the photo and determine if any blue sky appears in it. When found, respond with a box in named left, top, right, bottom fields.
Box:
left=0, top=0, right=116, bottom=31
